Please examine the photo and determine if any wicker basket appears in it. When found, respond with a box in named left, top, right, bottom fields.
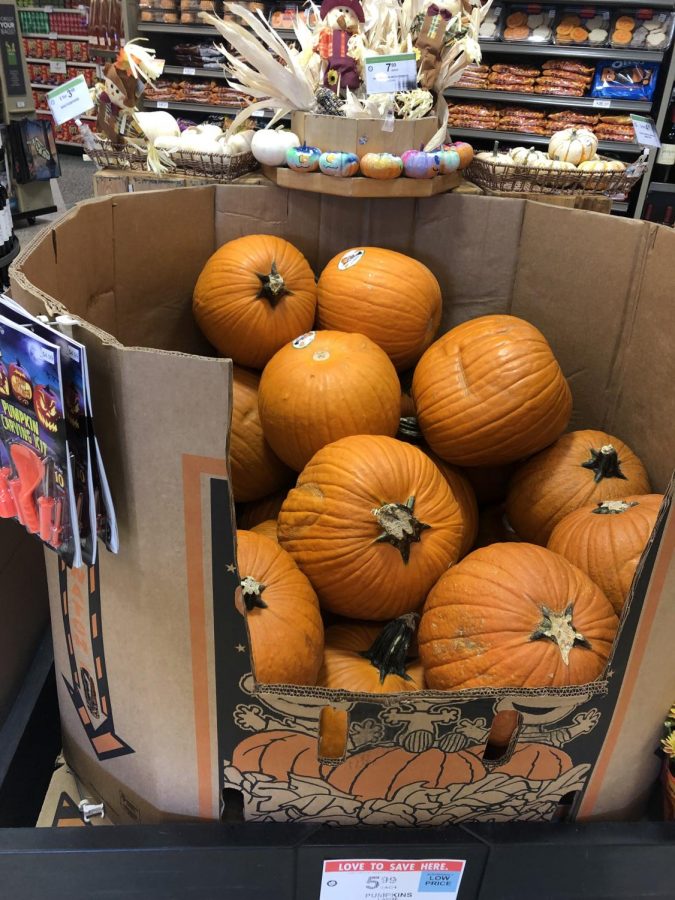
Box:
left=87, top=141, right=258, bottom=183
left=465, top=157, right=642, bottom=196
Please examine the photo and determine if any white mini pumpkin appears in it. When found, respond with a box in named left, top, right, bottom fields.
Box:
left=548, top=128, right=598, bottom=165
left=510, top=146, right=547, bottom=166
left=578, top=158, right=626, bottom=173
left=153, top=134, right=181, bottom=152
left=532, top=158, right=577, bottom=171
left=226, top=129, right=255, bottom=154
left=134, top=111, right=180, bottom=144
left=251, top=129, right=300, bottom=166
left=476, top=150, right=516, bottom=168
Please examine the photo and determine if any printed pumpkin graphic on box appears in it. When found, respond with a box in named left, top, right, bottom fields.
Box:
left=222, top=674, right=602, bottom=825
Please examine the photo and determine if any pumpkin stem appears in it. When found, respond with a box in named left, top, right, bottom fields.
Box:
left=592, top=499, right=638, bottom=515
left=240, top=575, right=268, bottom=611
left=581, top=444, right=627, bottom=484
left=530, top=604, right=591, bottom=665
left=360, top=613, right=420, bottom=684
left=372, top=496, right=430, bottom=564
left=256, top=260, right=289, bottom=304
left=397, top=416, right=424, bottom=445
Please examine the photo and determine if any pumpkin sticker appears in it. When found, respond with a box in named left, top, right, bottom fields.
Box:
left=292, top=331, right=316, bottom=349
left=338, top=249, right=365, bottom=271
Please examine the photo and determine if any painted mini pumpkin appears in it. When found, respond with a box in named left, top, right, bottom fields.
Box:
left=548, top=128, right=598, bottom=165
left=286, top=144, right=321, bottom=172
left=419, top=542, right=618, bottom=691
left=360, top=152, right=403, bottom=180
left=447, top=141, right=474, bottom=169
left=251, top=128, right=300, bottom=166
left=9, top=361, right=32, bottom=407
left=34, top=384, right=60, bottom=434
left=319, top=151, right=359, bottom=177
left=402, top=149, right=441, bottom=179
left=438, top=148, right=461, bottom=174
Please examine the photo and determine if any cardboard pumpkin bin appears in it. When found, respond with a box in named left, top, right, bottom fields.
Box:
left=9, top=184, right=675, bottom=826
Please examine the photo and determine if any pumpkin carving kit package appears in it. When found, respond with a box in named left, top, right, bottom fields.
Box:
left=8, top=184, right=675, bottom=829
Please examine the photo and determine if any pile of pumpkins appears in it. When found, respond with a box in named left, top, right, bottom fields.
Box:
left=192, top=236, right=660, bottom=698
left=135, top=111, right=256, bottom=157
left=250, top=126, right=474, bottom=180
left=476, top=127, right=627, bottom=178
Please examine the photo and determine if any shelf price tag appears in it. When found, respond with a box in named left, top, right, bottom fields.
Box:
left=48, top=31, right=58, bottom=39
left=630, top=115, right=661, bottom=148
left=319, top=859, right=466, bottom=900
left=364, top=53, right=417, bottom=95
left=183, top=66, right=196, bottom=76
left=156, top=100, right=169, bottom=109
left=49, top=59, right=67, bottom=75
left=47, top=74, right=94, bottom=125
left=592, top=99, right=611, bottom=109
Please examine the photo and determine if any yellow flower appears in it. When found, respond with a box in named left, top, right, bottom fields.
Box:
left=669, top=705, right=675, bottom=720
left=662, top=733, right=675, bottom=757
left=326, top=69, right=339, bottom=86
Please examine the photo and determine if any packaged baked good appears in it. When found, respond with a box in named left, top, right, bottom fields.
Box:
left=591, top=58, right=660, bottom=101
left=609, top=9, right=675, bottom=51
left=479, top=3, right=502, bottom=40
left=554, top=7, right=611, bottom=46
left=501, top=5, right=556, bottom=42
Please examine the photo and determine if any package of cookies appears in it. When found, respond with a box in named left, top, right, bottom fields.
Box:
left=554, top=7, right=611, bottom=46
left=609, top=9, right=675, bottom=51
left=591, top=59, right=660, bottom=101
left=479, top=4, right=502, bottom=40
left=500, top=5, right=556, bottom=42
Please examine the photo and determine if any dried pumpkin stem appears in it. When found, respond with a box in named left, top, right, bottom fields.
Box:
left=240, top=575, right=268, bottom=611
left=530, top=603, right=591, bottom=665
left=581, top=444, right=627, bottom=484
left=372, top=496, right=430, bottom=564
left=397, top=416, right=424, bottom=445
left=360, top=613, right=420, bottom=684
left=592, top=500, right=638, bottom=515
left=256, top=261, right=289, bottom=304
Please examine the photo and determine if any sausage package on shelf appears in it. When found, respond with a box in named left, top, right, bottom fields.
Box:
left=554, top=6, right=611, bottom=46
left=591, top=59, right=660, bottom=101
left=501, top=4, right=556, bottom=42
left=609, top=9, right=675, bottom=51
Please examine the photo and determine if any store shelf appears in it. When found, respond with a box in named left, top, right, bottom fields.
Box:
left=447, top=125, right=641, bottom=153
left=163, top=64, right=227, bottom=80
left=649, top=180, right=675, bottom=191
left=21, top=31, right=89, bottom=39
left=137, top=22, right=295, bottom=39
left=144, top=98, right=245, bottom=115
left=445, top=87, right=651, bottom=113
left=26, top=57, right=96, bottom=67
left=19, top=5, right=87, bottom=11
left=55, top=139, right=84, bottom=147
left=612, top=200, right=630, bottom=211
left=479, top=40, right=665, bottom=62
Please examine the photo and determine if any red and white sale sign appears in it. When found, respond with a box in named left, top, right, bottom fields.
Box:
left=319, top=859, right=466, bottom=900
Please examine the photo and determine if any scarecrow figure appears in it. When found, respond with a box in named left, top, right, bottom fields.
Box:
left=414, top=1, right=461, bottom=91
left=94, top=40, right=164, bottom=145
left=316, top=0, right=365, bottom=93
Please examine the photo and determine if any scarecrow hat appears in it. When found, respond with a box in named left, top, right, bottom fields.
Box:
left=320, top=0, right=365, bottom=24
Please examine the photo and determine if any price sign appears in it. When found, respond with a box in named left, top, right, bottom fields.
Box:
left=47, top=75, right=94, bottom=125
left=630, top=115, right=661, bottom=148
left=49, top=59, right=67, bottom=75
left=48, top=31, right=58, bottom=39
left=364, top=53, right=417, bottom=95
left=156, top=100, right=169, bottom=109
left=319, top=859, right=466, bottom=900
left=183, top=66, right=196, bottom=75
left=592, top=99, right=611, bottom=109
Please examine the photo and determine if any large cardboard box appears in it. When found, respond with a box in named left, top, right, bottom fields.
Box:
left=9, top=185, right=675, bottom=826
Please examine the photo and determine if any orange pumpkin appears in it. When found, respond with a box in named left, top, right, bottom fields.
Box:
left=506, top=430, right=651, bottom=545
left=237, top=491, right=287, bottom=530
left=317, top=247, right=442, bottom=371
left=231, top=366, right=292, bottom=503
left=319, top=615, right=424, bottom=693
left=547, top=494, right=663, bottom=614
left=419, top=542, right=618, bottom=691
left=400, top=389, right=416, bottom=419
left=326, top=746, right=486, bottom=800
left=412, top=315, right=572, bottom=466
left=250, top=519, right=279, bottom=542
left=258, top=330, right=401, bottom=471
left=193, top=235, right=317, bottom=370
left=278, top=435, right=465, bottom=620
left=491, top=743, right=573, bottom=779
left=428, top=455, right=479, bottom=558
left=236, top=530, right=324, bottom=685
left=232, top=729, right=321, bottom=780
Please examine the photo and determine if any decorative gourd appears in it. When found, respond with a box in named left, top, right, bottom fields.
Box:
left=475, top=150, right=515, bottom=168
left=326, top=746, right=486, bottom=800
left=447, top=141, right=474, bottom=169
left=251, top=128, right=300, bottom=166
left=317, top=247, right=442, bottom=371
left=401, top=149, right=441, bottom=179
left=193, top=234, right=317, bottom=370
left=438, top=148, right=461, bottom=174
left=412, top=315, right=572, bottom=466
left=578, top=158, right=626, bottom=173
left=548, top=128, right=598, bottom=164
left=232, top=729, right=321, bottom=780
left=258, top=331, right=401, bottom=471
left=286, top=144, right=322, bottom=172
left=236, top=530, right=324, bottom=685
left=319, top=151, right=360, bottom=177
left=360, top=152, right=403, bottom=179
left=547, top=494, right=663, bottom=613
left=319, top=615, right=424, bottom=693
left=510, top=146, right=547, bottom=166
left=506, top=430, right=651, bottom=545
left=419, top=542, right=618, bottom=690
left=428, top=455, right=479, bottom=558
left=237, top=490, right=287, bottom=530
left=250, top=518, right=279, bottom=542
left=231, top=366, right=292, bottom=503
left=278, top=435, right=465, bottom=620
